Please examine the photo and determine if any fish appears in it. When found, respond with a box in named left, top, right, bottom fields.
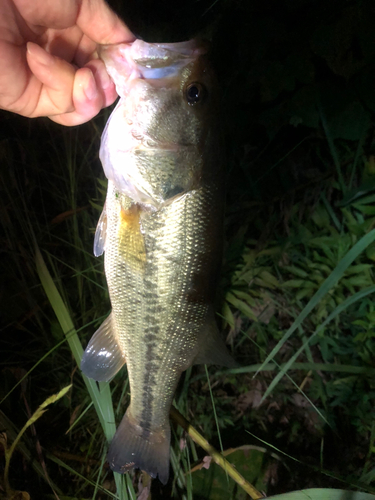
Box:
left=80, top=38, right=236, bottom=485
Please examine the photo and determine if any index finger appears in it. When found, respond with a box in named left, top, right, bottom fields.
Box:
left=77, top=0, right=135, bottom=45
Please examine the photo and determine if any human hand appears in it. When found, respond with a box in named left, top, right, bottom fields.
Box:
left=0, top=0, right=134, bottom=126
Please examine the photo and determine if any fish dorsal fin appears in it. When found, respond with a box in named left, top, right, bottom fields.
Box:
left=93, top=204, right=107, bottom=257
left=118, top=203, right=146, bottom=271
left=81, top=313, right=126, bottom=382
left=194, top=311, right=238, bottom=368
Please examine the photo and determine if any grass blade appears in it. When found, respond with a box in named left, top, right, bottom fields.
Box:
left=3, top=385, right=72, bottom=497
left=255, top=228, right=375, bottom=380
left=170, top=406, right=264, bottom=500
left=34, top=243, right=130, bottom=499
left=267, top=489, right=375, bottom=500
left=261, top=284, right=375, bottom=400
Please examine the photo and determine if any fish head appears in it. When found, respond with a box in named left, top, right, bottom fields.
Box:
left=99, top=40, right=221, bottom=208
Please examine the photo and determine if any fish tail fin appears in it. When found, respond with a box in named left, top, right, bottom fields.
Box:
left=107, top=409, right=170, bottom=485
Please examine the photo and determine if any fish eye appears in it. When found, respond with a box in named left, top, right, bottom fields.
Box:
left=185, top=82, right=206, bottom=105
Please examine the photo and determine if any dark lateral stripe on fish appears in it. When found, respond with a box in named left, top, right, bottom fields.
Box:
left=139, top=343, right=158, bottom=430
left=139, top=245, right=160, bottom=430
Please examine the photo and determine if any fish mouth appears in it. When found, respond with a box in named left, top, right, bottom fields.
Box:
left=99, top=39, right=207, bottom=84
left=131, top=39, right=207, bottom=78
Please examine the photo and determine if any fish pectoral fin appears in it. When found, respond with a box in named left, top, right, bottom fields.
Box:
left=107, top=409, right=170, bottom=485
left=119, top=203, right=146, bottom=271
left=93, top=204, right=107, bottom=257
left=194, top=312, right=239, bottom=368
left=80, top=312, right=126, bottom=382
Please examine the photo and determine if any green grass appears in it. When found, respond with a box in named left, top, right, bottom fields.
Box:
left=2, top=106, right=375, bottom=499
left=2, top=0, right=375, bottom=495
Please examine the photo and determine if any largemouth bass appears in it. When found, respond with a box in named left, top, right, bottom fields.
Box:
left=81, top=39, right=236, bottom=484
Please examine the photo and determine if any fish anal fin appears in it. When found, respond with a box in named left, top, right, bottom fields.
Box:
left=93, top=204, right=107, bottom=257
left=81, top=313, right=126, bottom=382
left=194, top=312, right=238, bottom=368
left=118, top=203, right=146, bottom=271
left=107, top=409, right=170, bottom=485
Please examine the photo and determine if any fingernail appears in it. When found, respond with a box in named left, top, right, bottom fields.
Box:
left=27, top=42, right=54, bottom=66
left=83, top=69, right=98, bottom=101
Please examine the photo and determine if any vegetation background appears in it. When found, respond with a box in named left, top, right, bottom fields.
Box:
left=1, top=0, right=375, bottom=498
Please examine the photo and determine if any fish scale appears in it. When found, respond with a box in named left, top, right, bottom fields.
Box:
left=80, top=39, right=237, bottom=484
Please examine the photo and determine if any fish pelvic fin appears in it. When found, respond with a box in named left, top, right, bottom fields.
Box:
left=194, top=311, right=239, bottom=368
left=107, top=409, right=170, bottom=485
left=80, top=313, right=126, bottom=382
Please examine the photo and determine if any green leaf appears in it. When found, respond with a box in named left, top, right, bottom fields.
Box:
left=89, top=200, right=104, bottom=212
left=231, top=289, right=257, bottom=306
left=191, top=446, right=270, bottom=500
left=353, top=204, right=375, bottom=215
left=295, top=288, right=314, bottom=301
left=311, top=205, right=330, bottom=228
left=310, top=272, right=324, bottom=284
left=346, top=276, right=372, bottom=287
left=259, top=270, right=279, bottom=288
left=226, top=292, right=258, bottom=321
left=345, top=264, right=373, bottom=275
left=96, top=177, right=108, bottom=188
left=280, top=279, right=302, bottom=288
left=267, top=489, right=375, bottom=500
left=366, top=243, right=375, bottom=261
left=222, top=301, right=235, bottom=329
left=282, top=265, right=308, bottom=278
